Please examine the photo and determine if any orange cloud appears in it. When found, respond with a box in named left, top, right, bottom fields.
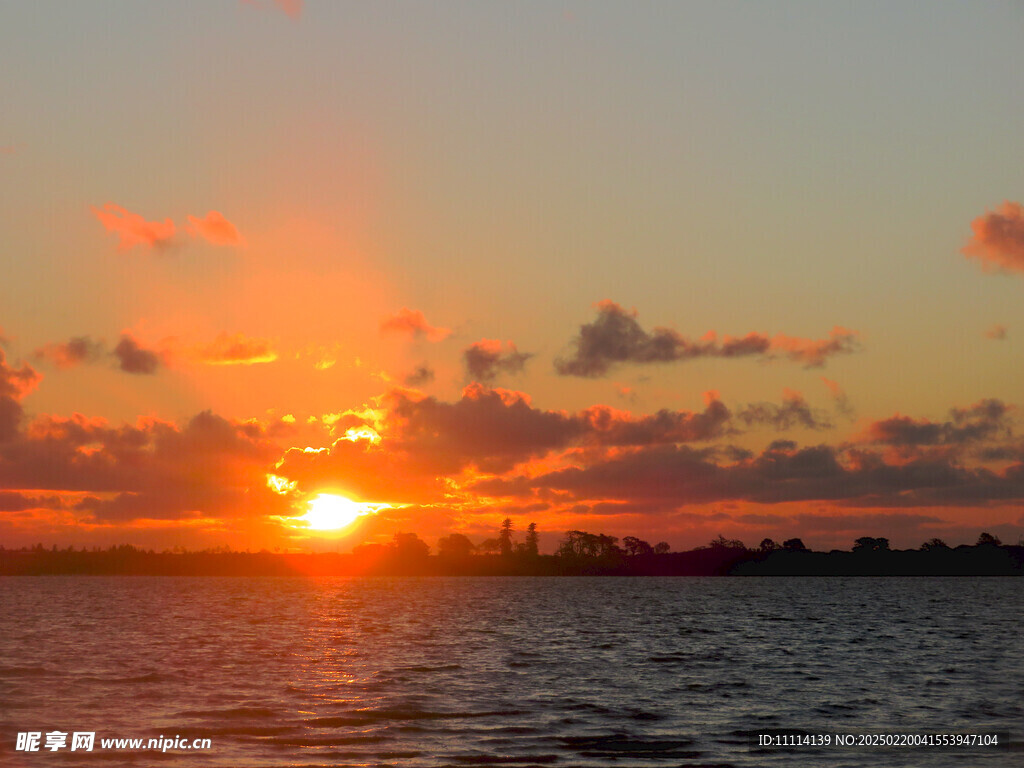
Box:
left=194, top=333, right=277, bottom=365
left=91, top=203, right=175, bottom=250
left=1, top=410, right=291, bottom=523
left=0, top=350, right=41, bottom=402
left=985, top=324, right=1007, bottom=341
left=186, top=211, right=245, bottom=246
left=241, top=0, right=302, bottom=20
left=380, top=308, right=451, bottom=342
left=963, top=201, right=1024, bottom=273
left=274, top=0, right=302, bottom=19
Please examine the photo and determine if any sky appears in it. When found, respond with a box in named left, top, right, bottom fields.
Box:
left=1, top=0, right=1023, bottom=553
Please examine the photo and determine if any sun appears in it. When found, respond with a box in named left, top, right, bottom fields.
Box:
left=300, top=493, right=365, bottom=531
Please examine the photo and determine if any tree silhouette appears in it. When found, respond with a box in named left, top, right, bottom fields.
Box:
left=708, top=534, right=746, bottom=551
left=391, top=532, right=429, bottom=559
left=623, top=536, right=654, bottom=556
left=437, top=533, right=475, bottom=558
left=853, top=536, right=890, bottom=552
left=653, top=541, right=671, bottom=554
left=498, top=518, right=514, bottom=556
left=782, top=538, right=808, bottom=552
left=524, top=522, right=539, bottom=557
left=919, top=538, right=949, bottom=551
left=976, top=531, right=1002, bottom=546
left=759, top=538, right=779, bottom=552
left=557, top=530, right=620, bottom=558
left=478, top=537, right=501, bottom=555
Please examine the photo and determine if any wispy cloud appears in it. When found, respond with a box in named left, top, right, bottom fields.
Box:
left=380, top=308, right=451, bottom=342
left=34, top=337, right=106, bottom=369
left=736, top=389, right=832, bottom=431
left=404, top=364, right=435, bottom=387
left=821, top=377, right=854, bottom=418
left=985, top=324, right=1007, bottom=341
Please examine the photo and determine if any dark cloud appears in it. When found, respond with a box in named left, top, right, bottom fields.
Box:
left=404, top=364, right=435, bottom=387
left=113, top=334, right=161, bottom=375
left=463, top=339, right=532, bottom=382
left=0, top=350, right=40, bottom=441
left=736, top=390, right=832, bottom=431
left=555, top=301, right=859, bottom=377
left=275, top=385, right=740, bottom=496
left=386, top=384, right=578, bottom=475
left=476, top=438, right=1024, bottom=510
left=576, top=395, right=733, bottom=446
left=0, top=491, right=63, bottom=512
left=864, top=399, right=1011, bottom=447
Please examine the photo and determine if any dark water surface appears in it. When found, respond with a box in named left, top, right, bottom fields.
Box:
left=1, top=577, right=1020, bottom=767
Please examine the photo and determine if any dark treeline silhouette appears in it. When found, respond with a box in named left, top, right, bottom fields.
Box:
left=1, top=529, right=1021, bottom=577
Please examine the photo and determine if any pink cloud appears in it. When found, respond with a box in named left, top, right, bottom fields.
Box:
left=186, top=211, right=245, bottom=247
left=91, top=203, right=175, bottom=251
left=963, top=201, right=1024, bottom=273
left=768, top=327, right=860, bottom=367
left=380, top=308, right=451, bottom=342
left=274, top=0, right=302, bottom=19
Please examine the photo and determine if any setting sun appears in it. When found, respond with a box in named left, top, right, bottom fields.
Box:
left=300, top=494, right=365, bottom=530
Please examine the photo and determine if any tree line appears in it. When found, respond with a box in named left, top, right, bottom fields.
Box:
left=1, top=527, right=1019, bottom=576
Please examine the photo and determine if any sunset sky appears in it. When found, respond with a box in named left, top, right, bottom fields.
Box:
left=2, top=1, right=1023, bottom=552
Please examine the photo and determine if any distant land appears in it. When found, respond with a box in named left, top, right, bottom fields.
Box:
left=2, top=533, right=1021, bottom=577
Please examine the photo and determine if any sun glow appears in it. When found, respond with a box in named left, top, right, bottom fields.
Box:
left=298, top=493, right=375, bottom=531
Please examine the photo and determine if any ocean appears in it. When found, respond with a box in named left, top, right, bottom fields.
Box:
left=2, top=576, right=1020, bottom=766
